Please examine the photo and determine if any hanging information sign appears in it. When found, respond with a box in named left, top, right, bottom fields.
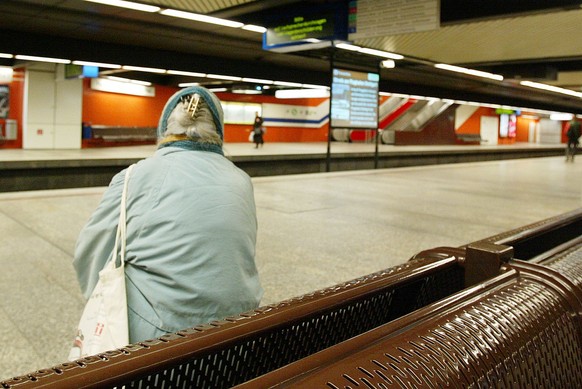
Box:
left=349, top=0, right=440, bottom=40
left=263, top=3, right=348, bottom=52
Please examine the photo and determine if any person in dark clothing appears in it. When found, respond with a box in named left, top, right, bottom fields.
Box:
left=252, top=112, right=265, bottom=148
left=566, top=117, right=581, bottom=161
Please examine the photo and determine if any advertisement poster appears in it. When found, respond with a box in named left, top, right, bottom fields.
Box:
left=0, top=86, right=8, bottom=119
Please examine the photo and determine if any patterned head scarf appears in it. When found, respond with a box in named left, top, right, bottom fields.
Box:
left=157, top=86, right=224, bottom=155
left=158, top=86, right=224, bottom=139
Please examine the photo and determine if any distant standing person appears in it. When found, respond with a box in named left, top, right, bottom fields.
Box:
left=252, top=112, right=265, bottom=148
left=566, top=117, right=581, bottom=161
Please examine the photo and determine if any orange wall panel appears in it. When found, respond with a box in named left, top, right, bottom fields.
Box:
left=515, top=117, right=535, bottom=142
left=456, top=107, right=495, bottom=135
left=0, top=68, right=25, bottom=149
left=82, top=79, right=178, bottom=127
left=82, top=84, right=329, bottom=144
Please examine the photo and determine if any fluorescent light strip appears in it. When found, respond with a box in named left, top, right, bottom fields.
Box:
left=520, top=80, right=582, bottom=98
left=160, top=9, right=244, bottom=28
left=232, top=89, right=262, bottom=94
left=122, top=65, right=166, bottom=73
left=358, top=47, right=404, bottom=60
left=275, top=88, right=330, bottom=99
left=83, top=0, right=160, bottom=12
left=336, top=43, right=360, bottom=51
left=274, top=80, right=303, bottom=87
left=336, top=43, right=404, bottom=60
left=242, top=25, right=267, bottom=33
left=242, top=77, right=274, bottom=84
left=435, top=63, right=503, bottom=81
left=209, top=88, right=228, bottom=92
left=0, top=53, right=13, bottom=59
left=167, top=70, right=207, bottom=77
left=15, top=54, right=71, bottom=64
left=550, top=113, right=574, bottom=121
left=85, top=0, right=262, bottom=31
left=207, top=74, right=242, bottom=81
left=107, top=76, right=151, bottom=86
left=301, top=83, right=328, bottom=89
left=178, top=82, right=201, bottom=87
left=72, top=60, right=121, bottom=69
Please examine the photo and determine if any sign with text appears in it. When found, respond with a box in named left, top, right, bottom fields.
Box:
left=331, top=68, right=379, bottom=129
left=266, top=15, right=334, bottom=46
left=263, top=3, right=347, bottom=52
left=349, top=0, right=439, bottom=40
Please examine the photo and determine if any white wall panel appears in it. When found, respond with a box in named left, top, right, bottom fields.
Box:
left=54, top=124, right=81, bottom=149
left=24, top=65, right=82, bottom=149
left=24, top=69, right=55, bottom=149
left=480, top=116, right=499, bottom=145
left=539, top=118, right=563, bottom=144
left=55, top=69, right=82, bottom=149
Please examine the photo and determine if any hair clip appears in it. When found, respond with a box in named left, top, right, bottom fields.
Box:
left=181, top=93, right=201, bottom=119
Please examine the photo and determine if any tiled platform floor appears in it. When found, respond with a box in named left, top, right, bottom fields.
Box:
left=1, top=154, right=581, bottom=380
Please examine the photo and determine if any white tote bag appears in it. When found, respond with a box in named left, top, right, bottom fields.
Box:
left=68, top=164, right=135, bottom=361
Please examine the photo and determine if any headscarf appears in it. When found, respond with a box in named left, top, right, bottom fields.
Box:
left=157, top=86, right=224, bottom=155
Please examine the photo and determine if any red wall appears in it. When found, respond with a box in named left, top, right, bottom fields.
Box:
left=516, top=116, right=535, bottom=142
left=82, top=79, right=178, bottom=127
left=0, top=68, right=25, bottom=149
left=456, top=107, right=493, bottom=135
left=81, top=83, right=329, bottom=144
left=456, top=106, right=539, bottom=144
left=1, top=76, right=548, bottom=150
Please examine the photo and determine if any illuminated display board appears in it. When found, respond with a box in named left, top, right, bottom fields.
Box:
left=266, top=15, right=335, bottom=46
left=330, top=68, right=379, bottom=129
left=262, top=3, right=347, bottom=52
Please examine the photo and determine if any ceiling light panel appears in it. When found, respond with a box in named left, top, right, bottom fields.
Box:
left=160, top=9, right=244, bottom=28
left=167, top=70, right=207, bottom=77
left=73, top=60, right=122, bottom=69
left=150, top=0, right=256, bottom=14
left=83, top=0, right=161, bottom=12
left=15, top=55, right=71, bottom=64
left=206, top=74, right=242, bottom=81
left=122, top=65, right=166, bottom=73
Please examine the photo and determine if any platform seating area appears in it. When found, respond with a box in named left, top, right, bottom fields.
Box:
left=456, top=133, right=483, bottom=144
left=2, top=209, right=582, bottom=388
left=89, top=126, right=157, bottom=142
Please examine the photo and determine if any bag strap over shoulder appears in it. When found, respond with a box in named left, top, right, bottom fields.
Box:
left=113, top=164, right=135, bottom=269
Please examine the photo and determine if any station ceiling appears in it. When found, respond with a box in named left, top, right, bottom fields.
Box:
left=3, top=0, right=582, bottom=114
